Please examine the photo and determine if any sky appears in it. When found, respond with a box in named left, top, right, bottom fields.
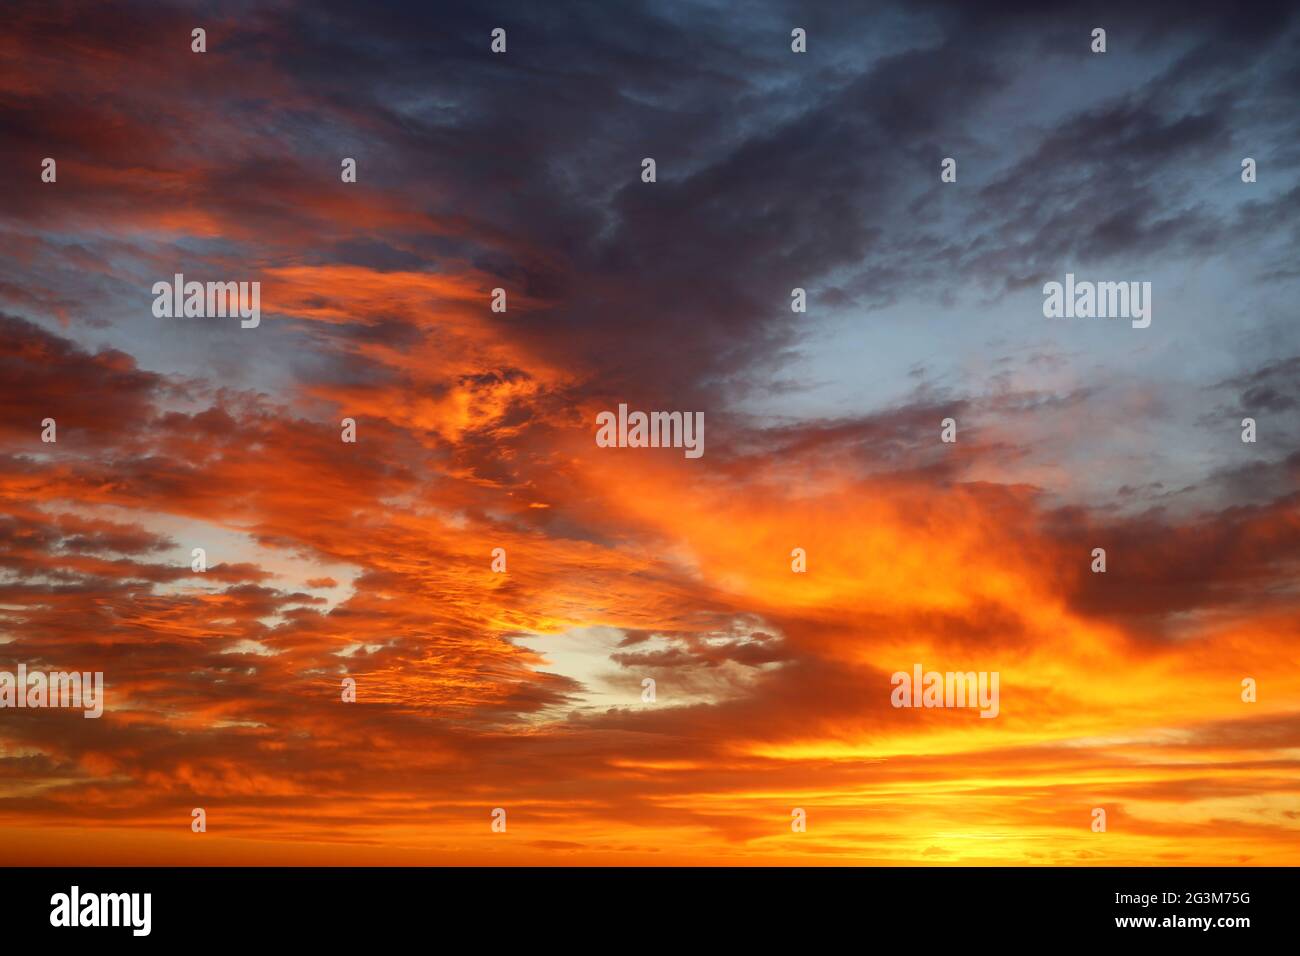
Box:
left=0, top=0, right=1298, bottom=865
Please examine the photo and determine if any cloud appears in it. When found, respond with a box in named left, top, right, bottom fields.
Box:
left=0, top=0, right=1297, bottom=865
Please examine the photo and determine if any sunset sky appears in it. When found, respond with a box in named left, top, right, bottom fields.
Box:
left=1, top=0, right=1298, bottom=866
